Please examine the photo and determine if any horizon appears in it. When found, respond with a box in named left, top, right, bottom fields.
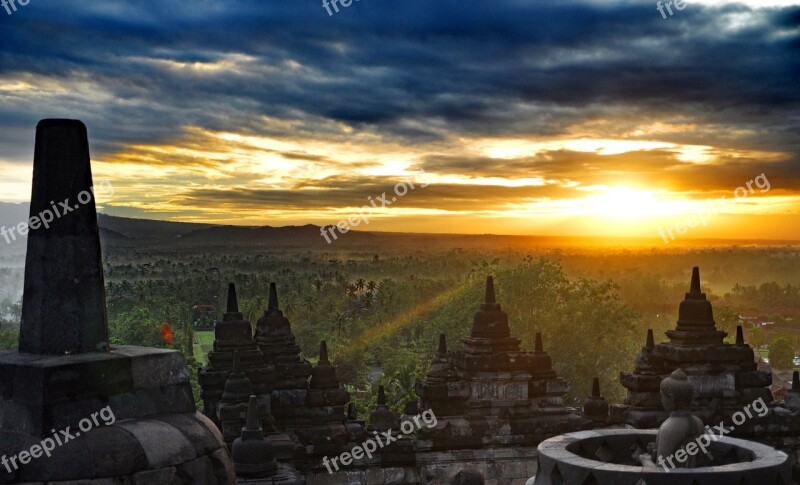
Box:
left=2, top=202, right=800, bottom=247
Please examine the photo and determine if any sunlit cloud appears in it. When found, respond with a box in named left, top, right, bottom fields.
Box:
left=0, top=0, right=797, bottom=240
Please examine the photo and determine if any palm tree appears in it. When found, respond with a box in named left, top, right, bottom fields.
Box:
left=356, top=279, right=366, bottom=293
left=367, top=280, right=378, bottom=292
left=313, top=278, right=323, bottom=292
left=346, top=284, right=358, bottom=299
left=241, top=295, right=267, bottom=327
left=332, top=311, right=347, bottom=338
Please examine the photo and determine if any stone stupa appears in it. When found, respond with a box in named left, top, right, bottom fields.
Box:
left=199, top=283, right=273, bottom=427
left=616, top=267, right=773, bottom=427
left=415, top=276, right=591, bottom=449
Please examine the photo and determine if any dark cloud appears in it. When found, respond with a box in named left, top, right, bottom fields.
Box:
left=423, top=150, right=800, bottom=194
left=172, top=180, right=577, bottom=212
left=0, top=0, right=798, bottom=213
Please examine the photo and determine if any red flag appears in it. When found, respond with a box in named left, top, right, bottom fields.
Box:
left=161, top=324, right=174, bottom=345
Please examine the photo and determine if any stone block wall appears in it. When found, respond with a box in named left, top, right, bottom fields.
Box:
left=301, top=446, right=538, bottom=484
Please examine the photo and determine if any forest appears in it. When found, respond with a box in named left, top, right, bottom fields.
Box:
left=2, top=238, right=800, bottom=416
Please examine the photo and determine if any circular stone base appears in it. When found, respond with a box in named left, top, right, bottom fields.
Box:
left=534, top=429, right=790, bottom=485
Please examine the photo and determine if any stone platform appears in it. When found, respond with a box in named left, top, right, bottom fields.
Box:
left=0, top=346, right=194, bottom=436
left=0, top=346, right=234, bottom=484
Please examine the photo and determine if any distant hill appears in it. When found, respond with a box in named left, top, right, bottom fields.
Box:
left=97, top=214, right=211, bottom=240
left=1, top=203, right=798, bottom=252
left=177, top=223, right=378, bottom=247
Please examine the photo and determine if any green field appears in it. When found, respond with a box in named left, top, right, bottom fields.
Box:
left=194, top=330, right=215, bottom=364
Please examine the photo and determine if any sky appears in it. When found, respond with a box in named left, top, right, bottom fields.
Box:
left=0, top=0, right=798, bottom=241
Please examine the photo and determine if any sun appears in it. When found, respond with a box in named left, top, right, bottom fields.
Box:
left=581, top=186, right=686, bottom=220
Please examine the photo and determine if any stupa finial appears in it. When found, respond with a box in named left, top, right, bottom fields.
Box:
left=319, top=340, right=329, bottom=365
left=485, top=276, right=496, bottom=304
left=267, top=282, right=279, bottom=312
left=244, top=395, right=260, bottom=432
left=227, top=283, right=239, bottom=313
left=689, top=267, right=702, bottom=296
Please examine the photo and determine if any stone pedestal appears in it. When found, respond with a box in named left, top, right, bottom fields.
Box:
left=0, top=346, right=194, bottom=436
left=0, top=347, right=235, bottom=484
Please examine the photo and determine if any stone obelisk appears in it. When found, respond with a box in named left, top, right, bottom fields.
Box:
left=0, top=120, right=236, bottom=484
left=19, top=119, right=109, bottom=354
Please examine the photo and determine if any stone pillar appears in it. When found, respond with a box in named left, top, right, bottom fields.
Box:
left=19, top=119, right=109, bottom=354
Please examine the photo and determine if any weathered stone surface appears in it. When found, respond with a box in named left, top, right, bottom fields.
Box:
left=116, top=420, right=196, bottom=469
left=83, top=426, right=148, bottom=477
left=0, top=347, right=195, bottom=437
left=157, top=413, right=225, bottom=456
left=126, top=347, right=190, bottom=389
left=49, top=479, right=123, bottom=485
left=175, top=456, right=216, bottom=485
left=18, top=432, right=96, bottom=482
left=209, top=448, right=237, bottom=485
left=19, top=119, right=109, bottom=355
left=131, top=468, right=176, bottom=485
